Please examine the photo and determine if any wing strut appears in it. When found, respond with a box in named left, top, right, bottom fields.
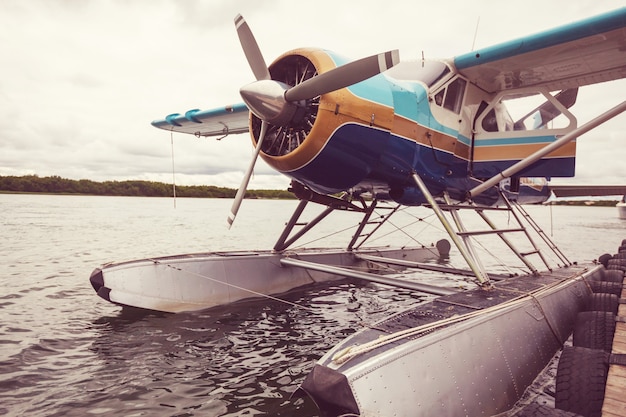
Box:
left=469, top=100, right=626, bottom=199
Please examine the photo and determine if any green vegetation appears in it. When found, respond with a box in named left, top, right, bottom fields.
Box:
left=547, top=199, right=620, bottom=207
left=2, top=175, right=619, bottom=205
left=0, top=175, right=295, bottom=199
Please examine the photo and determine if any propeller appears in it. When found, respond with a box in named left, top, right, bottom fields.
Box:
left=284, top=50, right=399, bottom=102
left=228, top=14, right=270, bottom=228
left=227, top=120, right=268, bottom=229
left=234, top=14, right=270, bottom=81
left=238, top=48, right=399, bottom=126
left=228, top=14, right=399, bottom=228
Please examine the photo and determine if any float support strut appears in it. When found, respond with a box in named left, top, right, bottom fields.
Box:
left=273, top=200, right=335, bottom=252
left=411, top=173, right=491, bottom=287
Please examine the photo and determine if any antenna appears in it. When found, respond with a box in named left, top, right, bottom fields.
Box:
left=471, top=16, right=481, bottom=51
left=170, top=131, right=177, bottom=209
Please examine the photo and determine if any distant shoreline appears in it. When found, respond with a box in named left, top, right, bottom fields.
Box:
left=0, top=175, right=295, bottom=199
left=0, top=175, right=621, bottom=206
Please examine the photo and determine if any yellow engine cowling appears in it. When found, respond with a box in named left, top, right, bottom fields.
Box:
left=249, top=48, right=394, bottom=182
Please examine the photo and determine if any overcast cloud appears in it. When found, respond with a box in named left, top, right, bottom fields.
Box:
left=1, top=0, right=625, bottom=189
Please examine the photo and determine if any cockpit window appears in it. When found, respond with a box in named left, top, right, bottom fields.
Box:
left=432, top=77, right=467, bottom=114
left=443, top=78, right=466, bottom=113
left=434, top=89, right=445, bottom=106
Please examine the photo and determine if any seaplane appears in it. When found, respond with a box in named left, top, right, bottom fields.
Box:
left=90, top=7, right=626, bottom=416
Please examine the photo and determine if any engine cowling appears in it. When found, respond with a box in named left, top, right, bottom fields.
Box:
left=249, top=48, right=395, bottom=195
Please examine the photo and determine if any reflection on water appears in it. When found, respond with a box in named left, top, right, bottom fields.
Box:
left=87, top=296, right=325, bottom=416
left=0, top=195, right=624, bottom=416
left=3, top=280, right=428, bottom=416
left=85, top=282, right=428, bottom=416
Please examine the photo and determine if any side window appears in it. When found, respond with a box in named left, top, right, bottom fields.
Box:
left=480, top=103, right=513, bottom=132
left=482, top=108, right=498, bottom=132
left=479, top=89, right=577, bottom=134
left=432, top=77, right=467, bottom=114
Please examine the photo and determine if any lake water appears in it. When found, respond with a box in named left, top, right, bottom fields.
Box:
left=1, top=194, right=625, bottom=416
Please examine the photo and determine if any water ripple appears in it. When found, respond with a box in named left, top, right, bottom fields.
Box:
left=2, top=195, right=624, bottom=416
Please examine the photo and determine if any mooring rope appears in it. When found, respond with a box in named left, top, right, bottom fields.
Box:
left=147, top=258, right=316, bottom=312
left=332, top=271, right=584, bottom=364
left=146, top=255, right=415, bottom=332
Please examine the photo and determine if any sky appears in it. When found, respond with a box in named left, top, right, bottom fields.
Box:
left=1, top=0, right=625, bottom=190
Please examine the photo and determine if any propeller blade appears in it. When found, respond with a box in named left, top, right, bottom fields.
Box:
left=234, top=14, right=271, bottom=81
left=284, top=50, right=400, bottom=102
left=227, top=121, right=268, bottom=229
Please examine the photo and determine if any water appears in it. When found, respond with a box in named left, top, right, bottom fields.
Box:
left=1, top=194, right=624, bottom=416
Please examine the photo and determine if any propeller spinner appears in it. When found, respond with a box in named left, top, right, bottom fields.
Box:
left=228, top=14, right=400, bottom=228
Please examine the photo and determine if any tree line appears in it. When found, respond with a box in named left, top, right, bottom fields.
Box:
left=0, top=175, right=295, bottom=199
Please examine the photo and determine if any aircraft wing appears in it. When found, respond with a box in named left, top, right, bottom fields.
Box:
left=454, top=8, right=626, bottom=93
left=151, top=102, right=250, bottom=137
left=549, top=184, right=626, bottom=198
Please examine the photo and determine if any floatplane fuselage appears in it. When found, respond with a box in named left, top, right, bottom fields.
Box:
left=91, top=7, right=626, bottom=417
left=154, top=50, right=578, bottom=209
